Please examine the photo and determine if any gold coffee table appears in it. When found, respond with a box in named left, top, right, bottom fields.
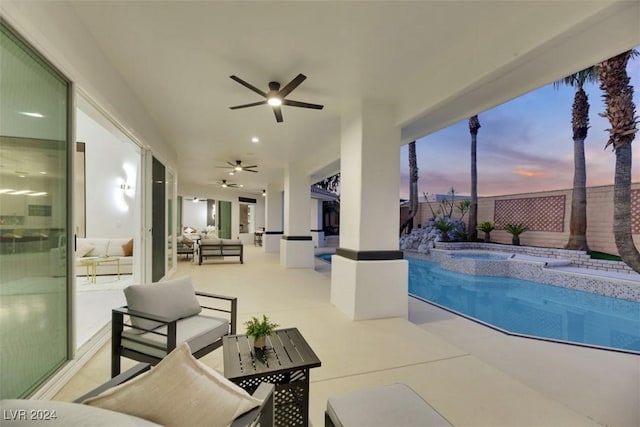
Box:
left=79, top=257, right=120, bottom=283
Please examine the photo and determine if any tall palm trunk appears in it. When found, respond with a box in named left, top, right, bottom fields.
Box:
left=554, top=68, right=597, bottom=251
left=468, top=115, right=480, bottom=241
left=566, top=86, right=589, bottom=250
left=599, top=50, right=640, bottom=273
left=400, top=141, right=419, bottom=236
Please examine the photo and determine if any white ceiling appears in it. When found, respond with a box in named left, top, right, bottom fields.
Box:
left=22, top=1, right=640, bottom=195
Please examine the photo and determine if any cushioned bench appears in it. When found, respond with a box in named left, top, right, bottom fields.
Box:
left=325, top=383, right=452, bottom=427
left=199, top=238, right=244, bottom=264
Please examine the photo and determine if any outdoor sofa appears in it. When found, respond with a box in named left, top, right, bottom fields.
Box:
left=199, top=238, right=244, bottom=264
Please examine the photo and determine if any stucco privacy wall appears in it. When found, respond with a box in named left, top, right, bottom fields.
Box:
left=411, top=183, right=640, bottom=256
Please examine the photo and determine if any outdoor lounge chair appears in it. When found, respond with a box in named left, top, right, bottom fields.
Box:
left=111, top=277, right=237, bottom=377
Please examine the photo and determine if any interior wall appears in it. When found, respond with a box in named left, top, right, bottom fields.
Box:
left=182, top=200, right=207, bottom=232
left=76, top=108, right=140, bottom=238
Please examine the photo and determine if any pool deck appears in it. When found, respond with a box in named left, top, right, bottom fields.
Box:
left=54, top=246, right=640, bottom=427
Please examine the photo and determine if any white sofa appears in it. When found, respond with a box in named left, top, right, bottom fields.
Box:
left=75, top=238, right=133, bottom=275
left=50, top=237, right=134, bottom=276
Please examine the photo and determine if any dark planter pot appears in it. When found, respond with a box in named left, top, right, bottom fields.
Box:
left=512, top=236, right=521, bottom=246
left=483, top=233, right=491, bottom=243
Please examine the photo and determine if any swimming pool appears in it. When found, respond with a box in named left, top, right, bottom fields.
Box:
left=316, top=253, right=333, bottom=263
left=409, top=257, right=640, bottom=353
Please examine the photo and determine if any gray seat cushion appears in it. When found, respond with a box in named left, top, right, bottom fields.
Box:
left=121, top=314, right=229, bottom=358
left=326, top=383, right=452, bottom=427
left=124, top=277, right=202, bottom=332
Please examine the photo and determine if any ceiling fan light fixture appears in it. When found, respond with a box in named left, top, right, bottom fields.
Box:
left=267, top=96, right=282, bottom=107
left=234, top=165, right=242, bottom=171
left=221, top=183, right=227, bottom=188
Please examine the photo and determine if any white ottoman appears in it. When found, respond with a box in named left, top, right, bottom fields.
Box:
left=325, top=383, right=453, bottom=427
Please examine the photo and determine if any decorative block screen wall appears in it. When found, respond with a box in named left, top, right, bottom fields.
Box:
left=494, top=195, right=565, bottom=232
left=632, top=189, right=639, bottom=234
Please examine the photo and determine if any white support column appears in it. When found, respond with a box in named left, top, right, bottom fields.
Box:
left=310, top=198, right=324, bottom=248
left=331, top=100, right=408, bottom=320
left=280, top=163, right=314, bottom=268
left=263, top=182, right=283, bottom=253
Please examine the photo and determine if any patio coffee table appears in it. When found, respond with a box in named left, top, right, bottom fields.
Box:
left=223, top=327, right=321, bottom=426
left=78, top=256, right=120, bottom=283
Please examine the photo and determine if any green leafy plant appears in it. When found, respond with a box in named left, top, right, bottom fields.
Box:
left=244, top=315, right=279, bottom=339
left=434, top=217, right=455, bottom=242
left=505, top=223, right=528, bottom=246
left=477, top=221, right=495, bottom=243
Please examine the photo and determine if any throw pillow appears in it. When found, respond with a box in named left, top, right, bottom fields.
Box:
left=123, top=277, right=202, bottom=332
left=183, top=236, right=194, bottom=248
left=75, top=240, right=95, bottom=257
left=83, top=343, right=261, bottom=427
left=122, top=239, right=134, bottom=256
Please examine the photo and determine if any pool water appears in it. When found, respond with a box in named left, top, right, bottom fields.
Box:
left=316, top=253, right=333, bottom=263
left=409, top=257, right=640, bottom=353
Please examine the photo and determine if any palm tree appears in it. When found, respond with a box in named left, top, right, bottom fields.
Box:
left=554, top=67, right=598, bottom=251
left=468, top=115, right=480, bottom=241
left=598, top=50, right=640, bottom=273
left=400, top=141, right=419, bottom=235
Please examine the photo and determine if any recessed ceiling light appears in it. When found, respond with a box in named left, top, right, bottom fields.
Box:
left=229, top=171, right=235, bottom=176
left=40, top=171, right=47, bottom=175
left=239, top=184, right=244, bottom=188
left=19, top=112, right=44, bottom=118
left=251, top=137, right=259, bottom=143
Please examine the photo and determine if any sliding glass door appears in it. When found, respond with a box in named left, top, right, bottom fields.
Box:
left=0, top=22, right=71, bottom=398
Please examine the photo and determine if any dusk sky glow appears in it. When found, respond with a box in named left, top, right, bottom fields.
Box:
left=399, top=54, right=640, bottom=200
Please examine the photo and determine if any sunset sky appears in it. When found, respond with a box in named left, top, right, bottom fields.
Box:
left=399, top=53, right=640, bottom=200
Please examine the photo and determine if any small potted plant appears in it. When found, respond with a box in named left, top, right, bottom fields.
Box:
left=477, top=221, right=495, bottom=243
left=505, top=223, right=528, bottom=246
left=244, top=315, right=279, bottom=350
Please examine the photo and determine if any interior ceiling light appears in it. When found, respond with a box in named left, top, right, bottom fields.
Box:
left=221, top=183, right=227, bottom=188
left=27, top=192, right=47, bottom=196
left=251, top=137, right=259, bottom=143
left=19, top=111, right=44, bottom=118
left=262, top=189, right=266, bottom=196
left=40, top=171, right=47, bottom=175
left=0, top=189, right=15, bottom=194
left=229, top=171, right=235, bottom=175
left=9, top=190, right=33, bottom=195
left=193, top=197, right=199, bottom=202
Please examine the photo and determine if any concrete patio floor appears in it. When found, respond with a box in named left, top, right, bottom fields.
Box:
left=54, top=245, right=640, bottom=426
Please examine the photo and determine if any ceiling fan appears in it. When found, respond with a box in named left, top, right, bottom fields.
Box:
left=217, top=160, right=258, bottom=174
left=229, top=73, right=324, bottom=123
left=217, top=179, right=242, bottom=189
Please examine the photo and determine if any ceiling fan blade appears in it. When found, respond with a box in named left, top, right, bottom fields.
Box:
left=278, top=73, right=307, bottom=98
left=242, top=165, right=258, bottom=169
left=226, top=162, right=236, bottom=167
left=273, top=106, right=283, bottom=123
left=245, top=169, right=259, bottom=173
left=283, top=99, right=324, bottom=110
left=229, top=100, right=267, bottom=110
left=230, top=75, right=267, bottom=97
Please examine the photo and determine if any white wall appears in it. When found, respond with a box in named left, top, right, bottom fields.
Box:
left=182, top=200, right=207, bottom=232
left=76, top=109, right=140, bottom=239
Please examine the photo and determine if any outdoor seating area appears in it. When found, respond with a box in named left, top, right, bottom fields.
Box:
left=52, top=245, right=640, bottom=427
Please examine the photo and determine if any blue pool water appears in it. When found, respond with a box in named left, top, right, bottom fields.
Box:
left=408, top=257, right=640, bottom=353
left=316, top=253, right=333, bottom=263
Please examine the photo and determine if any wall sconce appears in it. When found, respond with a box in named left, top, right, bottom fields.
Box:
left=262, top=189, right=266, bottom=197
